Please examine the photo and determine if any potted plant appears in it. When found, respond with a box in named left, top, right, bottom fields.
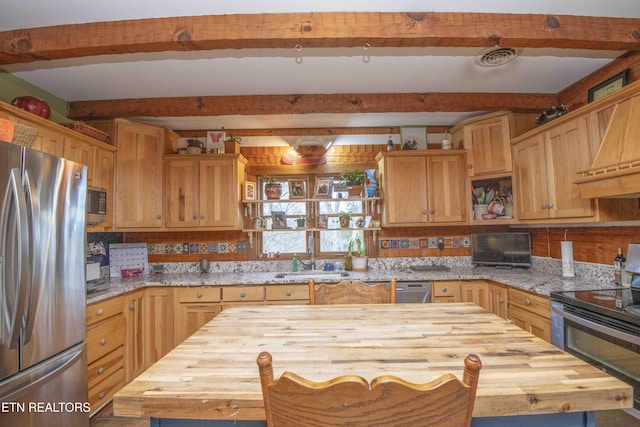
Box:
left=338, top=211, right=351, bottom=228
left=349, top=238, right=367, bottom=271
left=296, top=216, right=306, bottom=228
left=340, top=169, right=366, bottom=198
left=263, top=176, right=282, bottom=200
left=253, top=215, right=269, bottom=229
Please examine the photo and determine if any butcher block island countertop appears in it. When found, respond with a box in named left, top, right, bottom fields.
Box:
left=113, top=304, right=631, bottom=426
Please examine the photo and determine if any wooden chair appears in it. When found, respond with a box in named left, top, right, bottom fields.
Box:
left=308, top=278, right=396, bottom=305
left=257, top=351, right=482, bottom=427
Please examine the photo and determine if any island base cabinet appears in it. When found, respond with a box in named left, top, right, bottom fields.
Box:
left=175, top=287, right=223, bottom=344
left=145, top=289, right=175, bottom=364
left=125, top=290, right=146, bottom=382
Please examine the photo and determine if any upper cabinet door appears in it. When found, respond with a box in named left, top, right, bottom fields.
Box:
left=513, top=133, right=550, bottom=220
left=198, top=158, right=241, bottom=229
left=164, top=158, right=199, bottom=228
left=464, top=115, right=512, bottom=176
left=427, top=154, right=467, bottom=223
left=114, top=120, right=166, bottom=229
left=383, top=154, right=429, bottom=225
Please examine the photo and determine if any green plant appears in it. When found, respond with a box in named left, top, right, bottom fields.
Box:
left=348, top=238, right=366, bottom=257
left=340, top=169, right=366, bottom=185
left=263, top=175, right=280, bottom=185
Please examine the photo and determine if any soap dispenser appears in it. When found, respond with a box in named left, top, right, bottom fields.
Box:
left=292, top=253, right=298, bottom=272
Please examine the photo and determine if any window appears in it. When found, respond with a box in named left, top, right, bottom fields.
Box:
left=259, top=175, right=365, bottom=257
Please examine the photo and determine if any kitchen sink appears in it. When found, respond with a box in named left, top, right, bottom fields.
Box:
left=409, top=264, right=450, bottom=272
left=274, top=270, right=350, bottom=280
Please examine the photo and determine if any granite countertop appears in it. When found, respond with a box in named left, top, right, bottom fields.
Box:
left=86, top=266, right=617, bottom=304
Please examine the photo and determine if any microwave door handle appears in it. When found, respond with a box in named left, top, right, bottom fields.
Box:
left=1, top=169, right=31, bottom=349
left=21, top=171, right=39, bottom=345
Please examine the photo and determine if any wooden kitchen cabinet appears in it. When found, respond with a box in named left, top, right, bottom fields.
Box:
left=265, top=284, right=309, bottom=304
left=86, top=296, right=126, bottom=415
left=431, top=281, right=459, bottom=303
left=145, top=288, right=175, bottom=364
left=459, top=280, right=489, bottom=310
left=164, top=154, right=246, bottom=229
left=89, top=119, right=172, bottom=229
left=488, top=283, right=509, bottom=319
left=450, top=111, right=536, bottom=177
left=175, top=287, right=222, bottom=345
left=508, top=288, right=551, bottom=342
left=512, top=116, right=594, bottom=222
left=376, top=151, right=467, bottom=226
left=124, top=290, right=146, bottom=382
left=222, top=285, right=265, bottom=306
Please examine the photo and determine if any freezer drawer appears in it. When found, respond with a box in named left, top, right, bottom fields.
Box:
left=0, top=342, right=89, bottom=427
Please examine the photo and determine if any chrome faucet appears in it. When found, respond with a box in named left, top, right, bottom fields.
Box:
left=299, top=235, right=316, bottom=270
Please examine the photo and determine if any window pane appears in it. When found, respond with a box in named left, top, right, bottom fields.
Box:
left=263, top=231, right=307, bottom=254
left=260, top=177, right=308, bottom=255
left=320, top=229, right=364, bottom=252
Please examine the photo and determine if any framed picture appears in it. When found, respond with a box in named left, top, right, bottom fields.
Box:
left=271, top=211, right=287, bottom=229
left=588, top=69, right=629, bottom=103
left=317, top=214, right=328, bottom=229
left=314, top=178, right=332, bottom=197
left=400, top=126, right=427, bottom=150
left=243, top=181, right=256, bottom=200
left=288, top=180, right=306, bottom=199
left=206, top=130, right=226, bottom=153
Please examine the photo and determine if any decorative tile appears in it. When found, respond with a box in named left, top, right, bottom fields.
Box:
left=199, top=243, right=209, bottom=253
left=218, top=242, right=228, bottom=253
left=390, top=240, right=399, bottom=249
left=419, top=238, right=428, bottom=248
left=209, top=243, right=218, bottom=253
left=163, top=244, right=173, bottom=254
left=236, top=241, right=248, bottom=253
left=189, top=243, right=200, bottom=254
left=400, top=238, right=409, bottom=248
left=409, top=238, right=419, bottom=248
left=427, top=238, right=437, bottom=248
left=228, top=243, right=237, bottom=253
left=183, top=242, right=190, bottom=253
left=379, top=240, right=390, bottom=249
left=147, top=244, right=157, bottom=254
left=462, top=237, right=471, bottom=248
left=452, top=237, right=462, bottom=248
left=173, top=243, right=183, bottom=254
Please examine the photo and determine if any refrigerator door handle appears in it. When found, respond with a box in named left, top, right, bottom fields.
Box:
left=1, top=169, right=31, bottom=349
left=21, top=171, right=39, bottom=345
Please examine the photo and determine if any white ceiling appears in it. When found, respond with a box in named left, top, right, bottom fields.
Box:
left=2, top=1, right=640, bottom=131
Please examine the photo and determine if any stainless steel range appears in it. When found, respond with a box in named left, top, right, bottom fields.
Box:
left=551, top=244, right=640, bottom=419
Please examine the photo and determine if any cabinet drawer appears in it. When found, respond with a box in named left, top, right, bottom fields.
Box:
left=178, top=287, right=221, bottom=303
left=87, top=315, right=125, bottom=364
left=265, top=285, right=309, bottom=301
left=509, top=289, right=550, bottom=319
left=87, top=296, right=124, bottom=327
left=88, top=346, right=124, bottom=389
left=223, top=286, right=264, bottom=302
left=432, top=281, right=459, bottom=298
left=88, top=365, right=125, bottom=413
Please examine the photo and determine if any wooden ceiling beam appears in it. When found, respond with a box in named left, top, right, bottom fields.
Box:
left=68, top=92, right=557, bottom=121
left=176, top=127, right=451, bottom=138
left=2, top=12, right=640, bottom=64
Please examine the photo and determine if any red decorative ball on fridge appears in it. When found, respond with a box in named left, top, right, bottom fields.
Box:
left=11, top=96, right=51, bottom=119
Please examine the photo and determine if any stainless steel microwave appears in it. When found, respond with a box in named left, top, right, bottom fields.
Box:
left=86, top=186, right=107, bottom=224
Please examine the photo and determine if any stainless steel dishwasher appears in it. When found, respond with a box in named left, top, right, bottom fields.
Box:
left=395, top=281, right=432, bottom=303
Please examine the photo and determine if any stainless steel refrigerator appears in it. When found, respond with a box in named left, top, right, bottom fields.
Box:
left=0, top=141, right=89, bottom=426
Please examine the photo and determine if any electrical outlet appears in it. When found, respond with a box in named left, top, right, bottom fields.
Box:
left=437, top=237, right=445, bottom=250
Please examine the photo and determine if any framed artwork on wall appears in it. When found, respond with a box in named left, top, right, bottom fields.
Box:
left=314, top=178, right=332, bottom=197
left=400, top=126, right=427, bottom=150
left=588, top=69, right=629, bottom=103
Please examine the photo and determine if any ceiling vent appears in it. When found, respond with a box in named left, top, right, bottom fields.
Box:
left=475, top=47, right=520, bottom=67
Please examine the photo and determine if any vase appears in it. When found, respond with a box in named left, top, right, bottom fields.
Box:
left=352, top=256, right=367, bottom=272
left=365, top=169, right=377, bottom=197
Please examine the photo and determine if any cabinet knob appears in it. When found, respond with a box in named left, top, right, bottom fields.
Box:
left=430, top=209, right=435, bottom=215
left=422, top=209, right=427, bottom=214
left=193, top=214, right=198, bottom=220
left=240, top=291, right=246, bottom=298
left=441, top=287, right=448, bottom=293
left=156, top=214, right=162, bottom=220
left=98, top=367, right=105, bottom=375
left=129, top=303, right=135, bottom=310
left=97, top=308, right=104, bottom=316
left=200, top=214, right=205, bottom=219
left=197, top=292, right=203, bottom=298
left=100, top=338, right=106, bottom=345
left=548, top=202, right=554, bottom=208
left=499, top=297, right=505, bottom=303
left=541, top=203, right=547, bottom=209
left=99, top=392, right=105, bottom=399
left=286, top=290, right=292, bottom=297
left=467, top=164, right=473, bottom=169
left=525, top=299, right=531, bottom=305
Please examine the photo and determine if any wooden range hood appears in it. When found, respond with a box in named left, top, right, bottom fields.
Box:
left=576, top=79, right=640, bottom=198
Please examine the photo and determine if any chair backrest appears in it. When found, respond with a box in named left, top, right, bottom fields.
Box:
left=257, top=351, right=482, bottom=427
left=308, top=278, right=396, bottom=304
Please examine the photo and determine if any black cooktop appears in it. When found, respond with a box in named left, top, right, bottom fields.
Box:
left=551, top=287, right=640, bottom=326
